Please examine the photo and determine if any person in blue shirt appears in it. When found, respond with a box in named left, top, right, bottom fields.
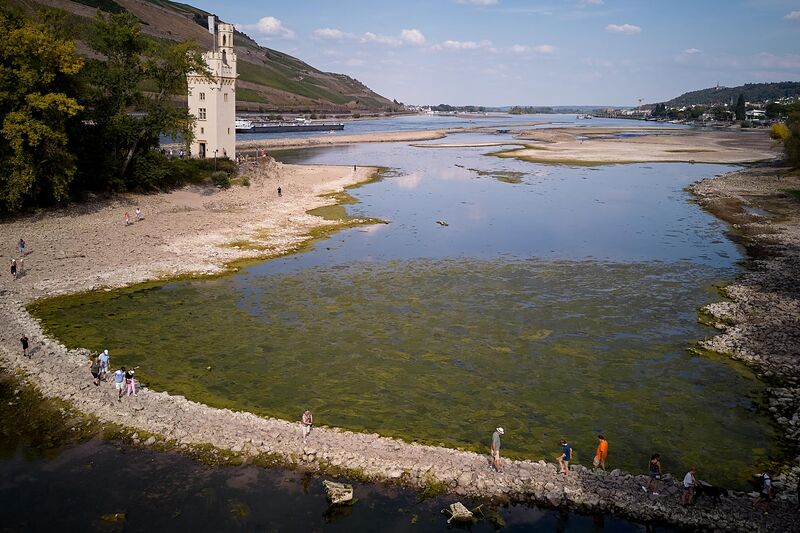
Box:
left=558, top=439, right=573, bottom=475
left=114, top=367, right=126, bottom=401
left=98, top=349, right=110, bottom=380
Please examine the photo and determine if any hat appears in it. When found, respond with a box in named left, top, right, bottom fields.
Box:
left=496, top=427, right=504, bottom=434
left=104, top=349, right=109, bottom=355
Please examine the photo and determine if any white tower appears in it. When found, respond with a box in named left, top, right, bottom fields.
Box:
left=187, top=20, right=237, bottom=160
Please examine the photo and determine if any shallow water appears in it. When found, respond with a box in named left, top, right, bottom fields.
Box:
left=0, top=377, right=673, bottom=532
left=31, top=137, right=783, bottom=489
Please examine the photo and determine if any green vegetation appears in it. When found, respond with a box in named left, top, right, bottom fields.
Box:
left=30, top=258, right=782, bottom=488
left=784, top=107, right=800, bottom=167
left=666, top=82, right=800, bottom=107
left=508, top=106, right=554, bottom=114
left=0, top=7, right=226, bottom=213
left=236, top=87, right=269, bottom=104
left=735, top=94, right=746, bottom=121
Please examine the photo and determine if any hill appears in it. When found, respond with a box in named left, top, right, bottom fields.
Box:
left=663, top=82, right=800, bottom=107
left=8, top=0, right=399, bottom=113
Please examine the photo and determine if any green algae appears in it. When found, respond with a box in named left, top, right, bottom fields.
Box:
left=29, top=258, right=783, bottom=489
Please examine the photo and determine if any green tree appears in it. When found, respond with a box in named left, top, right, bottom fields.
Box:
left=785, top=109, right=800, bottom=167
left=0, top=9, right=83, bottom=212
left=735, top=93, right=745, bottom=121
left=79, top=11, right=207, bottom=188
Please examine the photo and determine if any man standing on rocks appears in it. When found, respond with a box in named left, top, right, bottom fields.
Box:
left=490, top=427, right=504, bottom=473
left=301, top=409, right=313, bottom=443
left=99, top=350, right=110, bottom=380
left=754, top=471, right=773, bottom=513
left=594, top=434, right=608, bottom=472
left=20, top=335, right=29, bottom=357
left=114, top=367, right=126, bottom=401
left=558, top=439, right=573, bottom=475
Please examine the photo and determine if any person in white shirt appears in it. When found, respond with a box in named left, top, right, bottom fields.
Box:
left=300, top=409, right=313, bottom=443
left=682, top=467, right=697, bottom=506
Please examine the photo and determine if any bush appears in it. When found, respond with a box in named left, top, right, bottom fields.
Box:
left=770, top=123, right=790, bottom=141
left=212, top=171, right=230, bottom=188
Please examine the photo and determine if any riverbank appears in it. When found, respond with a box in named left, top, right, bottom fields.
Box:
left=0, top=159, right=377, bottom=301
left=0, top=147, right=798, bottom=530
left=691, top=163, right=800, bottom=494
left=423, top=127, right=778, bottom=165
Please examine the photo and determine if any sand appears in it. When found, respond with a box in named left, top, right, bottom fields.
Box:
left=486, top=127, right=779, bottom=164
left=0, top=159, right=378, bottom=301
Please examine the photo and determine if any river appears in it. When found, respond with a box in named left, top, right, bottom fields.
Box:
left=30, top=125, right=784, bottom=489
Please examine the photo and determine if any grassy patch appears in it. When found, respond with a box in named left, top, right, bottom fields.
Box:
left=780, top=188, right=800, bottom=201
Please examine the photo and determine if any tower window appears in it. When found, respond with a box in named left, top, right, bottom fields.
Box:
left=227, top=128, right=231, bottom=134
left=224, top=93, right=228, bottom=103
left=199, top=92, right=205, bottom=101
left=198, top=108, right=206, bottom=120
left=201, top=127, right=204, bottom=134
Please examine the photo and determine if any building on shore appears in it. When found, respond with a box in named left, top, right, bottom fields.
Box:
left=187, top=19, right=237, bottom=160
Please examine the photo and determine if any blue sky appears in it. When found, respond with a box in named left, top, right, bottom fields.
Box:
left=188, top=0, right=800, bottom=106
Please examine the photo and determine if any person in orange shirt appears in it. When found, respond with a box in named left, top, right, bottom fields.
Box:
left=594, top=434, right=608, bottom=471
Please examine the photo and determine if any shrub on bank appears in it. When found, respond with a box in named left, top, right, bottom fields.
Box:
left=770, top=123, right=790, bottom=141
left=128, top=154, right=236, bottom=192
left=212, top=171, right=231, bottom=189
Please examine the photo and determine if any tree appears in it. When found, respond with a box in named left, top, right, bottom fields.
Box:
left=0, top=9, right=83, bottom=212
left=78, top=11, right=207, bottom=189
left=735, top=93, right=745, bottom=121
left=785, top=109, right=800, bottom=167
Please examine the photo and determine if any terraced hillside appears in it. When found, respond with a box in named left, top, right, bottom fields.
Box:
left=10, top=0, right=399, bottom=112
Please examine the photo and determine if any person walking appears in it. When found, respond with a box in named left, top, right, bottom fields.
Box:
left=558, top=439, right=573, bottom=475
left=301, top=409, right=313, bottom=442
left=490, top=427, right=504, bottom=473
left=682, top=467, right=697, bottom=506
left=125, top=368, right=136, bottom=396
left=753, top=471, right=773, bottom=513
left=124, top=212, right=130, bottom=226
left=277, top=186, right=282, bottom=197
left=99, top=349, right=110, bottom=380
left=135, top=207, right=142, bottom=222
left=20, top=335, right=29, bottom=357
left=90, top=358, right=101, bottom=386
left=10, top=258, right=17, bottom=279
left=18, top=238, right=25, bottom=256
left=643, top=453, right=662, bottom=495
left=594, top=435, right=608, bottom=472
left=114, top=367, right=126, bottom=401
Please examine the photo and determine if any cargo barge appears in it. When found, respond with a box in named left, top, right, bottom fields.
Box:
left=235, top=118, right=344, bottom=134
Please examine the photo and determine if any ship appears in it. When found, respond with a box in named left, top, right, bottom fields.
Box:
left=235, top=117, right=345, bottom=134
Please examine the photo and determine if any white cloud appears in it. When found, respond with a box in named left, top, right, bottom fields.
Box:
left=579, top=0, right=604, bottom=5
left=683, top=48, right=702, bottom=55
left=400, top=29, right=426, bottom=45
left=510, top=44, right=556, bottom=54
left=605, top=23, right=641, bottom=35
left=753, top=52, right=800, bottom=69
left=433, top=39, right=493, bottom=51
left=345, top=58, right=366, bottom=67
left=784, top=11, right=800, bottom=20
left=363, top=32, right=402, bottom=46
left=314, top=28, right=355, bottom=40
left=361, top=29, right=426, bottom=46
left=455, top=0, right=498, bottom=5
left=236, top=16, right=295, bottom=39
left=532, top=44, right=556, bottom=54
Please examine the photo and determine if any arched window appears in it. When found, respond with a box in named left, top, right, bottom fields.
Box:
left=222, top=35, right=227, bottom=46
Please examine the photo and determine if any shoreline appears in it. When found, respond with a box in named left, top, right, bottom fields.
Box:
left=0, top=135, right=798, bottom=530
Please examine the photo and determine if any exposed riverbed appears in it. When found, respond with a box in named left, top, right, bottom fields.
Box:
left=29, top=137, right=786, bottom=489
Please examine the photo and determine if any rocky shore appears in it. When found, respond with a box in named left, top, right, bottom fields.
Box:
left=692, top=163, right=800, bottom=505
left=1, top=156, right=799, bottom=530
left=1, top=295, right=797, bottom=532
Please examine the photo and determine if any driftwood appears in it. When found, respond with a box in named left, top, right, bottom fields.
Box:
left=322, top=480, right=354, bottom=505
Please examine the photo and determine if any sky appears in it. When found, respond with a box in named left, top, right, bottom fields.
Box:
left=187, top=0, right=800, bottom=107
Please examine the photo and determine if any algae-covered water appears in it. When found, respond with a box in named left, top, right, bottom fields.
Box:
left=31, top=137, right=783, bottom=488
